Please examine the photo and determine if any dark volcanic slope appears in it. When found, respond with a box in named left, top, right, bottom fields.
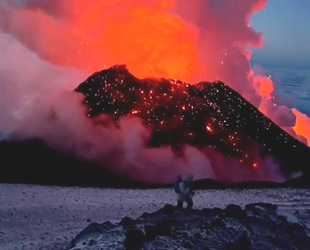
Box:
left=0, top=139, right=148, bottom=188
left=69, top=203, right=310, bottom=250
left=76, top=65, right=310, bottom=176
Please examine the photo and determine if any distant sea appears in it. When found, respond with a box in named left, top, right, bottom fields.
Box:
left=262, top=66, right=310, bottom=116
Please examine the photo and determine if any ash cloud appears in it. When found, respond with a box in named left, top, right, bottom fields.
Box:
left=0, top=0, right=306, bottom=184
left=1, top=0, right=64, bottom=16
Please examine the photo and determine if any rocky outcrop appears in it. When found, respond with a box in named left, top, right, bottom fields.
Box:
left=69, top=203, right=310, bottom=250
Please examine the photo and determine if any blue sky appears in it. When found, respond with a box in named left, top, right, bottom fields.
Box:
left=251, top=0, right=310, bottom=68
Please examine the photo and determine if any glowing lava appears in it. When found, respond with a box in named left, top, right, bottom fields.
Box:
left=292, top=109, right=310, bottom=146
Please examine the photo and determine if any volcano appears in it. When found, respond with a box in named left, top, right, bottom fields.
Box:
left=0, top=65, right=310, bottom=187
left=75, top=65, right=310, bottom=176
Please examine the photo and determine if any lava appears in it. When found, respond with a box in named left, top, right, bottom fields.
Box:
left=292, top=109, right=310, bottom=146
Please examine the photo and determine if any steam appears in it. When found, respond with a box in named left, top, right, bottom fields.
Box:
left=0, top=0, right=307, bottom=183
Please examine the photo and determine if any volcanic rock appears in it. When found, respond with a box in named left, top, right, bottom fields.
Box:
left=226, top=232, right=252, bottom=250
left=225, top=204, right=246, bottom=219
left=144, top=225, right=156, bottom=241
left=120, top=217, right=136, bottom=228
left=69, top=203, right=310, bottom=249
left=154, top=218, right=174, bottom=236
left=124, top=229, right=145, bottom=250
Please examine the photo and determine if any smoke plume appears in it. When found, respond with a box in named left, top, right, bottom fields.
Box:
left=0, top=0, right=308, bottom=183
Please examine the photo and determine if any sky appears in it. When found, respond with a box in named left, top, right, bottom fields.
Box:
left=251, top=0, right=310, bottom=68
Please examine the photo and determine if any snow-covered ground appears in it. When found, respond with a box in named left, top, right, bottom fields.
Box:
left=1, top=184, right=310, bottom=249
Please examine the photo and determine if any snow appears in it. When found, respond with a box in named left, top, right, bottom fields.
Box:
left=0, top=184, right=310, bottom=249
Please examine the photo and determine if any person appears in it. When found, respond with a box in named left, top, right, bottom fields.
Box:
left=174, top=174, right=194, bottom=210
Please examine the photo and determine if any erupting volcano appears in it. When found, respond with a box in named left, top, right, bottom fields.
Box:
left=76, top=65, right=310, bottom=178
left=0, top=0, right=310, bottom=186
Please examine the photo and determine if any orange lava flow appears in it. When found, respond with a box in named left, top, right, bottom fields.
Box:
left=292, top=109, right=310, bottom=146
left=254, top=75, right=274, bottom=97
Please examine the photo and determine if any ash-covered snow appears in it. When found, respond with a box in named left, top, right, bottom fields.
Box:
left=1, top=184, right=310, bottom=249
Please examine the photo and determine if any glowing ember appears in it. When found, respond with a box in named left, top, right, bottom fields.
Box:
left=253, top=163, right=258, bottom=169
left=76, top=65, right=310, bottom=173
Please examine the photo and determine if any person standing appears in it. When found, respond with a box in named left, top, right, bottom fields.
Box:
left=174, top=174, right=194, bottom=209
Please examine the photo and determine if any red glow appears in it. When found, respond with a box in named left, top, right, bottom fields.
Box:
left=254, top=75, right=274, bottom=97
left=292, top=109, right=310, bottom=146
left=1, top=0, right=203, bottom=81
left=206, top=125, right=212, bottom=132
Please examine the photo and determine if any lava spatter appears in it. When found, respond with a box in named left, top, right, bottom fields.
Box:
left=75, top=65, right=310, bottom=175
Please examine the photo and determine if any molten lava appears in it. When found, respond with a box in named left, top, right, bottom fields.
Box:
left=293, top=109, right=310, bottom=146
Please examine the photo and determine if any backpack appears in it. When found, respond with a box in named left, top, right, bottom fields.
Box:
left=174, top=177, right=183, bottom=194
